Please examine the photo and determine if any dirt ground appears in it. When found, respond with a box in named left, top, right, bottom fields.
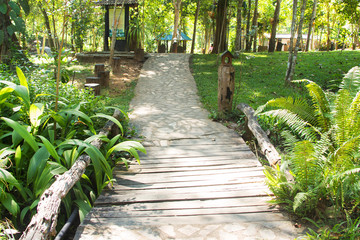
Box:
left=73, top=59, right=143, bottom=96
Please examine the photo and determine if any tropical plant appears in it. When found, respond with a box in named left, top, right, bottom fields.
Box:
left=259, top=66, right=360, bottom=220
left=0, top=67, right=146, bottom=229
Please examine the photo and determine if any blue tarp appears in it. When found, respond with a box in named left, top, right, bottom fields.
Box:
left=156, top=31, right=191, bottom=41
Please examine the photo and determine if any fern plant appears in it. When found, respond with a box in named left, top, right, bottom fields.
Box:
left=260, top=66, right=360, bottom=219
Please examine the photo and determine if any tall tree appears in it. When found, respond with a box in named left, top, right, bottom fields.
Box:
left=285, top=0, right=307, bottom=85
left=268, top=0, right=282, bottom=52
left=213, top=0, right=227, bottom=53
left=305, top=0, right=317, bottom=51
left=109, top=0, right=125, bottom=66
left=234, top=0, right=244, bottom=51
left=245, top=0, right=252, bottom=51
left=191, top=0, right=200, bottom=53
left=172, top=0, right=181, bottom=53
left=249, top=0, right=258, bottom=52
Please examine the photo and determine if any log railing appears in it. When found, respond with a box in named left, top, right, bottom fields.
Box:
left=237, top=103, right=281, bottom=167
left=20, top=110, right=122, bottom=240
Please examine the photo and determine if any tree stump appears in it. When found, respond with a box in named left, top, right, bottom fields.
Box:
left=134, top=48, right=145, bottom=62
left=98, top=71, right=110, bottom=88
left=85, top=83, right=100, bottom=96
left=112, top=57, right=121, bottom=74
left=86, top=76, right=100, bottom=84
left=94, top=64, right=105, bottom=76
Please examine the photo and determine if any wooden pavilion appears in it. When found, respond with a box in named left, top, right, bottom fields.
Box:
left=94, top=0, right=138, bottom=51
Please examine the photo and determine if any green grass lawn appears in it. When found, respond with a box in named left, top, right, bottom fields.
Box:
left=191, top=50, right=360, bottom=115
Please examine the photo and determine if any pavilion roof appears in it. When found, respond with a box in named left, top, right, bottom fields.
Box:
left=94, top=0, right=138, bottom=5
left=156, top=31, right=192, bottom=41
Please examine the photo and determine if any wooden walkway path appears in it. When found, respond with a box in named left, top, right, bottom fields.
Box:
left=74, top=54, right=302, bottom=239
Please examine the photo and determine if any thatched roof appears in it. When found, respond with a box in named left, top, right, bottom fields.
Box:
left=94, top=0, right=138, bottom=5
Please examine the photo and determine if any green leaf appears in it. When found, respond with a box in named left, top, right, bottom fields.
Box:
left=16, top=67, right=28, bottom=92
left=14, top=85, right=30, bottom=109
left=30, top=103, right=44, bottom=129
left=0, top=87, right=14, bottom=104
left=27, top=146, right=50, bottom=184
left=14, top=145, right=21, bottom=174
left=1, top=193, right=19, bottom=216
left=0, top=3, right=7, bottom=15
left=60, top=109, right=93, bottom=126
left=8, top=2, right=20, bottom=15
left=38, top=135, right=60, bottom=163
left=20, top=206, right=30, bottom=225
left=33, top=165, right=53, bottom=197
left=0, top=30, right=4, bottom=45
left=19, top=0, right=30, bottom=15
left=75, top=200, right=92, bottom=222
left=1, top=117, right=38, bottom=152
left=48, top=162, right=68, bottom=175
left=14, top=16, right=25, bottom=33
left=6, top=25, right=14, bottom=36
left=91, top=113, right=124, bottom=135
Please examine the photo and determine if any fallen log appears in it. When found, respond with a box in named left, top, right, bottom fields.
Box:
left=20, top=110, right=121, bottom=240
left=237, top=103, right=281, bottom=167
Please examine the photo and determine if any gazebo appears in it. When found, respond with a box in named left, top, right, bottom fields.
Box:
left=155, top=30, right=191, bottom=53
left=94, top=0, right=138, bottom=51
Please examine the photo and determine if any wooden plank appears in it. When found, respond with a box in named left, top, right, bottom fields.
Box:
left=89, top=205, right=277, bottom=218
left=118, top=166, right=264, bottom=177
left=112, top=170, right=266, bottom=184
left=111, top=176, right=266, bottom=190
left=80, top=212, right=291, bottom=226
left=91, top=197, right=273, bottom=211
left=95, top=188, right=271, bottom=205
left=126, top=158, right=261, bottom=169
left=117, top=165, right=264, bottom=175
left=103, top=183, right=268, bottom=197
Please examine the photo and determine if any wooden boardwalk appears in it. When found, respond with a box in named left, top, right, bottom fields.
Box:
left=74, top=138, right=302, bottom=239
left=74, top=54, right=302, bottom=239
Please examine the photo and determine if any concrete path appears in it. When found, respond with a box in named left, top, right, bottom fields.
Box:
left=74, top=54, right=304, bottom=240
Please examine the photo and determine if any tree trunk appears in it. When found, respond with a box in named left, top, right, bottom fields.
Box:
left=40, top=4, right=55, bottom=50
left=245, top=0, right=252, bottom=51
left=268, top=0, right=282, bottom=52
left=172, top=0, right=181, bottom=53
left=109, top=0, right=125, bottom=67
left=190, top=0, right=200, bottom=54
left=326, top=1, right=330, bottom=51
left=234, top=0, right=244, bottom=51
left=0, top=3, right=9, bottom=64
left=284, top=0, right=298, bottom=85
left=213, top=0, right=227, bottom=54
left=285, top=0, right=307, bottom=85
left=250, top=0, right=259, bottom=52
left=305, top=0, right=317, bottom=51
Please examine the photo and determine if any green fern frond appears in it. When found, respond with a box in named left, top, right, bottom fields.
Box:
left=334, top=89, right=353, bottom=145
left=262, top=109, right=320, bottom=141
left=290, top=140, right=320, bottom=191
left=333, top=134, right=360, bottom=169
left=348, top=91, right=360, bottom=136
left=257, top=97, right=317, bottom=126
left=340, top=66, right=360, bottom=97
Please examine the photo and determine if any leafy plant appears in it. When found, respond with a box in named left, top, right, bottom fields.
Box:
left=0, top=67, right=146, bottom=230
left=260, top=66, right=360, bottom=220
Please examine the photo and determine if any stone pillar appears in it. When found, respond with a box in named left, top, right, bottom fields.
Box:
left=218, top=50, right=235, bottom=113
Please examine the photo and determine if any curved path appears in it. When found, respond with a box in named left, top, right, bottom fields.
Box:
left=74, top=54, right=304, bottom=240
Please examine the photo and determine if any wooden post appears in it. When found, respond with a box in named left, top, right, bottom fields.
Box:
left=218, top=50, right=235, bottom=113
left=94, top=64, right=105, bottom=76
left=85, top=83, right=100, bottom=96
left=112, top=57, right=121, bottom=74
left=98, top=71, right=110, bottom=88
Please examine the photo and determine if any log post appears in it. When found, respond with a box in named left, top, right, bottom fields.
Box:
left=98, top=71, right=110, bottom=88
left=84, top=83, right=100, bottom=96
left=218, top=50, right=235, bottom=113
left=112, top=57, right=121, bottom=74
left=20, top=110, right=122, bottom=240
left=94, top=64, right=105, bottom=76
left=237, top=103, right=281, bottom=167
